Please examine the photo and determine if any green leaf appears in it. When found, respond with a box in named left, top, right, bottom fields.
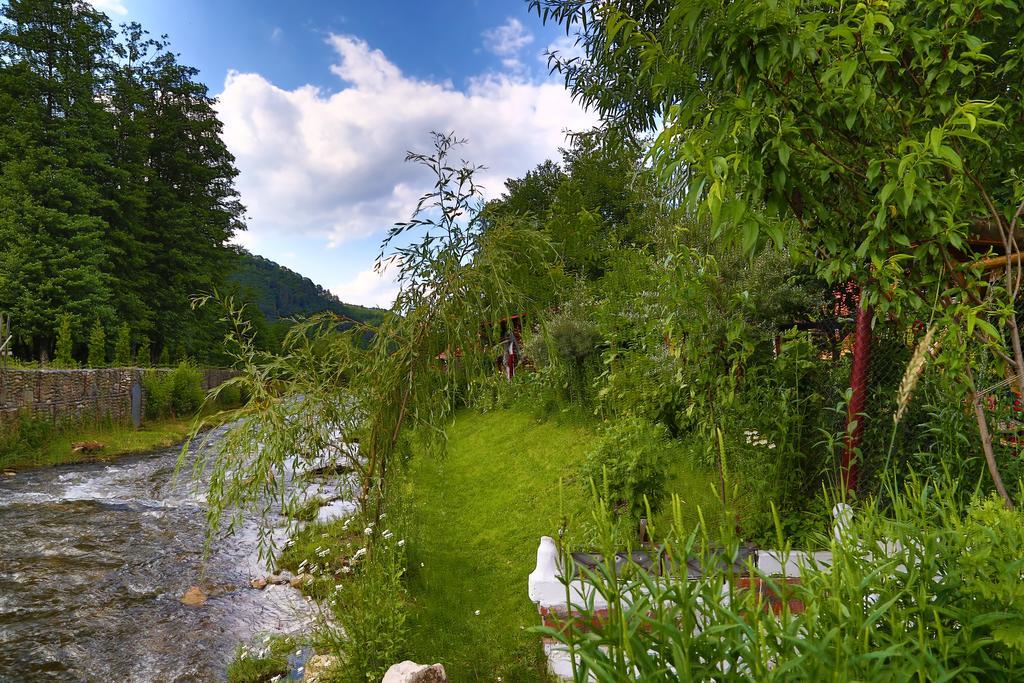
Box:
left=840, top=59, right=857, bottom=87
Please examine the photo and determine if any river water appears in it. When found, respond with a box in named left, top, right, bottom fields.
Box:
left=0, top=427, right=316, bottom=682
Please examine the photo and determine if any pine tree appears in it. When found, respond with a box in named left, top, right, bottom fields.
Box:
left=87, top=319, right=106, bottom=367
left=135, top=336, right=150, bottom=367
left=0, top=2, right=245, bottom=362
left=54, top=313, right=75, bottom=367
left=113, top=322, right=132, bottom=366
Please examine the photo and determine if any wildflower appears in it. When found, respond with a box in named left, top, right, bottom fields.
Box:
left=382, top=530, right=394, bottom=540
left=420, top=562, right=424, bottom=567
left=341, top=565, right=352, bottom=573
left=364, top=527, right=373, bottom=536
left=397, top=539, right=405, bottom=547
left=352, top=547, right=367, bottom=560
left=474, top=609, right=481, bottom=616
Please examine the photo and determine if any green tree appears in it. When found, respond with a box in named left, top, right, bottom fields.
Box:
left=136, top=336, right=151, bottom=367
left=54, top=314, right=74, bottom=368
left=536, top=0, right=1024, bottom=506
left=0, top=1, right=244, bottom=362
left=87, top=319, right=105, bottom=367
left=113, top=322, right=132, bottom=366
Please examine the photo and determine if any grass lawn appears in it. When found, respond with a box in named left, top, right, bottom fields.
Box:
left=2, top=415, right=203, bottom=469
left=403, top=409, right=599, bottom=682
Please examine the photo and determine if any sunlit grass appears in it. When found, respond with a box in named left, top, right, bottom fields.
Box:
left=402, top=410, right=601, bottom=681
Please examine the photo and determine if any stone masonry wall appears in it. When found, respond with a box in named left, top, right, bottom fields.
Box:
left=0, top=368, right=236, bottom=427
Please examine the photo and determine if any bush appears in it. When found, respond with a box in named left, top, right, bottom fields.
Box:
left=0, top=411, right=56, bottom=467
left=581, top=416, right=672, bottom=517
left=142, top=371, right=173, bottom=420
left=87, top=319, right=106, bottom=368
left=113, top=323, right=132, bottom=366
left=169, top=362, right=204, bottom=416
left=54, top=314, right=75, bottom=368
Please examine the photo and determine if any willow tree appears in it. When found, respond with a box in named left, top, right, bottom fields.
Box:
left=535, top=0, right=1024, bottom=505
left=191, top=132, right=551, bottom=550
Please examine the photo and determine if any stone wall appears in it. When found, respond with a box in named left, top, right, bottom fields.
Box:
left=0, top=367, right=236, bottom=427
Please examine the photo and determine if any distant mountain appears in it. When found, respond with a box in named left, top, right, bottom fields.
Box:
left=230, top=251, right=386, bottom=326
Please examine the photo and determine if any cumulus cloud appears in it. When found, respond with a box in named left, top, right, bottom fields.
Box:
left=544, top=35, right=587, bottom=64
left=87, top=0, right=128, bottom=15
left=216, top=34, right=596, bottom=250
left=482, top=18, right=534, bottom=57
left=333, top=262, right=401, bottom=309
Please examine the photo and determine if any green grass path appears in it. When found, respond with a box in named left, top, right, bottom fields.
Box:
left=404, top=410, right=598, bottom=682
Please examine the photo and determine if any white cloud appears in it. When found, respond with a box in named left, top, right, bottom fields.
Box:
left=87, top=0, right=128, bottom=16
left=270, top=27, right=283, bottom=42
left=544, top=35, right=586, bottom=64
left=333, top=263, right=400, bottom=309
left=216, top=34, right=596, bottom=249
left=482, top=18, right=534, bottom=57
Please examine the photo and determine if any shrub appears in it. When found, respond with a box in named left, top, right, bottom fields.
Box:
left=87, top=319, right=106, bottom=368
left=136, top=337, right=151, bottom=367
left=581, top=416, right=672, bottom=517
left=113, top=323, right=132, bottom=366
left=0, top=411, right=56, bottom=467
left=54, top=314, right=75, bottom=368
left=215, top=382, right=243, bottom=409
left=142, top=371, right=173, bottom=420
left=169, top=362, right=204, bottom=416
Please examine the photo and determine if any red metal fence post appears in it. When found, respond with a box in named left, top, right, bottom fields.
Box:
left=842, top=299, right=873, bottom=494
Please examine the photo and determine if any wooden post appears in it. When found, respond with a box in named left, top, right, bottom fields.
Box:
left=842, top=298, right=873, bottom=494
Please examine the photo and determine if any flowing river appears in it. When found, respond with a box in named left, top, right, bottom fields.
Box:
left=0, top=427, right=316, bottom=682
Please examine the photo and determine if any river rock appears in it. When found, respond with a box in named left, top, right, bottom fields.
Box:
left=180, top=585, right=207, bottom=606
left=290, top=573, right=313, bottom=589
left=71, top=441, right=105, bottom=453
left=303, top=654, right=340, bottom=682
left=250, top=577, right=267, bottom=590
left=381, top=661, right=448, bottom=683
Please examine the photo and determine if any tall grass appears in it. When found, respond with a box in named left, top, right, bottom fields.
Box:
left=544, top=477, right=1024, bottom=681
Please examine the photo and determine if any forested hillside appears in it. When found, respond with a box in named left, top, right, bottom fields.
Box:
left=230, top=251, right=385, bottom=326
left=0, top=0, right=242, bottom=364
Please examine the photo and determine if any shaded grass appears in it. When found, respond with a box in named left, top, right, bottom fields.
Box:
left=403, top=410, right=600, bottom=682
left=1, top=416, right=199, bottom=469
left=227, top=634, right=297, bottom=683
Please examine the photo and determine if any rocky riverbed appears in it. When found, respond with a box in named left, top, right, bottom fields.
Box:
left=0, top=426, right=317, bottom=682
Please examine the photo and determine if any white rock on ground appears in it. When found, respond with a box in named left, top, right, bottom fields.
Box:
left=381, top=660, right=448, bottom=683
left=303, top=654, right=341, bottom=682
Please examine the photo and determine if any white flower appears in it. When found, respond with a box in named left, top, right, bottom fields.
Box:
left=353, top=548, right=367, bottom=560
left=341, top=565, right=352, bottom=573
left=364, top=527, right=373, bottom=536
left=382, top=530, right=394, bottom=540
left=397, top=539, right=406, bottom=547
left=474, top=609, right=481, bottom=616
left=420, top=562, right=425, bottom=567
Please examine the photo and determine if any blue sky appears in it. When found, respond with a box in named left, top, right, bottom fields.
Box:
left=89, top=0, right=593, bottom=307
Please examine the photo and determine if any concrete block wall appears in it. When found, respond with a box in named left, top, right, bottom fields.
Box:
left=0, top=367, right=236, bottom=427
